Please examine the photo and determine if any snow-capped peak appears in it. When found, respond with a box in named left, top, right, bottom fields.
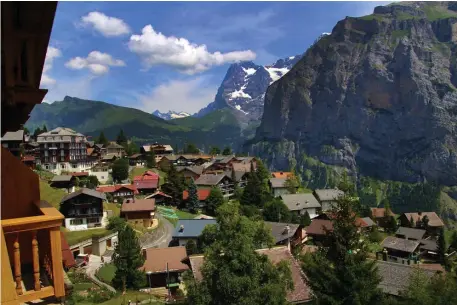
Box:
left=152, top=110, right=191, bottom=120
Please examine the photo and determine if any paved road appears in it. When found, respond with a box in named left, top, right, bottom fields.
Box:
left=139, top=213, right=175, bottom=249
left=85, top=255, right=117, bottom=293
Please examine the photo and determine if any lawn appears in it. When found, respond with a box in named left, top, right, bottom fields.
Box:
left=104, top=202, right=121, bottom=217
left=64, top=227, right=112, bottom=246
left=175, top=209, right=198, bottom=219
left=97, top=264, right=117, bottom=284
left=130, top=167, right=167, bottom=186
left=98, top=291, right=161, bottom=305
left=39, top=179, right=68, bottom=209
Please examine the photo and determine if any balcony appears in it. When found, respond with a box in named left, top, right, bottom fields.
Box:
left=1, top=201, right=66, bottom=305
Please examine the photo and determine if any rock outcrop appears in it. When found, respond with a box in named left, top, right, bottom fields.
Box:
left=250, top=2, right=457, bottom=186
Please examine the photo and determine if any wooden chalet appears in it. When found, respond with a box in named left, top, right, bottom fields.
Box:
left=1, top=2, right=68, bottom=304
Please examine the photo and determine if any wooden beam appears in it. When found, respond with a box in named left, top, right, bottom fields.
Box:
left=49, top=227, right=65, bottom=298
left=1, top=227, right=18, bottom=304
left=16, top=286, right=54, bottom=303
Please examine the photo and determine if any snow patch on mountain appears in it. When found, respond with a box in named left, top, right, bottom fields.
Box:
left=242, top=67, right=257, bottom=76
left=264, top=67, right=290, bottom=84
left=152, top=110, right=191, bottom=120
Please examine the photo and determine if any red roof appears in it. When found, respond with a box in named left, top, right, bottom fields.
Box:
left=96, top=184, right=139, bottom=194
left=71, top=172, right=89, bottom=177
left=134, top=171, right=160, bottom=182
left=121, top=198, right=155, bottom=212
left=60, top=232, right=76, bottom=269
left=134, top=180, right=158, bottom=190
left=305, top=219, right=333, bottom=236
left=183, top=189, right=211, bottom=201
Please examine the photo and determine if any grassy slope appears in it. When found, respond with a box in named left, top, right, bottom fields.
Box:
left=39, top=179, right=67, bottom=209
left=174, top=108, right=239, bottom=131
left=96, top=264, right=117, bottom=284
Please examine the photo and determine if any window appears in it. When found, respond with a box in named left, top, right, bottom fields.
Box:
left=61, top=164, right=65, bottom=169
left=72, top=164, right=77, bottom=168
left=70, top=219, right=84, bottom=225
left=87, top=217, right=99, bottom=224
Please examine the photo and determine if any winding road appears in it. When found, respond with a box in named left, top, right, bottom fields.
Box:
left=139, top=213, right=175, bottom=249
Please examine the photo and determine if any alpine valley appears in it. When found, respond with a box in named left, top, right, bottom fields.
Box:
left=26, top=2, right=457, bottom=198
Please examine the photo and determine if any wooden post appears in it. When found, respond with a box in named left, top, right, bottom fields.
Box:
left=32, top=230, right=41, bottom=291
left=13, top=233, right=22, bottom=295
left=49, top=227, right=65, bottom=297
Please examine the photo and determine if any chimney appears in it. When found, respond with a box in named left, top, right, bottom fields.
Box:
left=283, top=225, right=290, bottom=235
left=418, top=211, right=422, bottom=216
left=142, top=249, right=147, bottom=259
left=179, top=225, right=184, bottom=232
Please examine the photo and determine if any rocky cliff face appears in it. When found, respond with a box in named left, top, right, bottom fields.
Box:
left=251, top=2, right=457, bottom=186
left=196, top=55, right=303, bottom=121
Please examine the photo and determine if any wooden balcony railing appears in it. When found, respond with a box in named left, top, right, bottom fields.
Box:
left=1, top=200, right=65, bottom=305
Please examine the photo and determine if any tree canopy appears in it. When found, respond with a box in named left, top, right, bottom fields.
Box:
left=263, top=198, right=291, bottom=223
left=222, top=146, right=232, bottom=156
left=184, top=143, right=200, bottom=154
left=96, top=131, right=109, bottom=146
left=302, top=193, right=383, bottom=305
left=186, top=202, right=293, bottom=305
left=187, top=179, right=200, bottom=213
left=209, top=146, right=221, bottom=155
left=112, top=225, right=145, bottom=291
left=146, top=150, right=156, bottom=168
left=116, top=129, right=128, bottom=146
left=205, top=187, right=225, bottom=216
left=112, top=158, right=129, bottom=182
left=162, top=164, right=186, bottom=207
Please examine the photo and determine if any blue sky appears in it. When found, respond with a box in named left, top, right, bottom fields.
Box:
left=42, top=1, right=391, bottom=114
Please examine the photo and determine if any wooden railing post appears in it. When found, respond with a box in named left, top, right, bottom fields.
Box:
left=32, top=230, right=41, bottom=291
left=13, top=233, right=22, bottom=295
left=49, top=227, right=65, bottom=298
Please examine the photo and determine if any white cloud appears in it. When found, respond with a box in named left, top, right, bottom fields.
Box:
left=40, top=46, right=61, bottom=87
left=65, top=51, right=125, bottom=75
left=42, top=76, right=93, bottom=104
left=128, top=25, right=256, bottom=74
left=81, top=12, right=130, bottom=37
left=138, top=78, right=217, bottom=113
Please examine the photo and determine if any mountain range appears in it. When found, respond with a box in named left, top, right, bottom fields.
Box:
left=152, top=110, right=191, bottom=120
left=248, top=1, right=457, bottom=186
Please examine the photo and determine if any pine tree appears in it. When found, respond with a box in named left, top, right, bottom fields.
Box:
left=222, top=146, right=232, bottom=155
left=209, top=146, right=220, bottom=155
left=263, top=198, right=291, bottom=222
left=300, top=211, right=312, bottom=227
left=437, top=227, right=447, bottom=264
left=187, top=179, right=199, bottom=213
left=42, top=124, right=48, bottom=132
left=116, top=129, right=128, bottom=146
left=97, top=131, right=109, bottom=146
left=184, top=143, right=200, bottom=154
left=146, top=151, right=156, bottom=168
left=302, top=194, right=383, bottom=305
left=205, top=187, right=225, bottom=216
left=385, top=215, right=398, bottom=233
left=162, top=164, right=185, bottom=207
left=409, top=216, right=415, bottom=228
left=240, top=170, right=263, bottom=207
left=112, top=225, right=145, bottom=291
left=185, top=239, right=199, bottom=256
left=33, top=127, right=42, bottom=138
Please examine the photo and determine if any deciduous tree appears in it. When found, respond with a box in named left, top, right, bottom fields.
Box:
left=209, top=146, right=220, bottom=155
left=112, top=158, right=129, bottom=182
left=222, top=146, right=232, bottom=156
left=263, top=198, right=291, bottom=222
left=205, top=187, right=224, bottom=216
left=184, top=143, right=200, bottom=154
left=185, top=202, right=293, bottom=305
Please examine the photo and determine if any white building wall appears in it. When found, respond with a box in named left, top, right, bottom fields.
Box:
left=65, top=218, right=88, bottom=231
left=300, top=208, right=318, bottom=219
left=89, top=170, right=110, bottom=184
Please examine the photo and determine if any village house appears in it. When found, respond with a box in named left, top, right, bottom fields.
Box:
left=399, top=212, right=444, bottom=235
left=271, top=171, right=293, bottom=179
left=172, top=219, right=217, bottom=246
left=101, top=153, right=119, bottom=164
left=183, top=189, right=211, bottom=208
left=105, top=142, right=125, bottom=157
left=313, top=189, right=344, bottom=212
left=194, top=174, right=234, bottom=198
left=223, top=169, right=250, bottom=188
left=96, top=184, right=138, bottom=203
left=128, top=153, right=144, bottom=166
left=395, top=227, right=426, bottom=241
left=265, top=222, right=305, bottom=250
left=22, top=155, right=36, bottom=169
left=157, top=155, right=178, bottom=171
left=370, top=207, right=396, bottom=227
left=1, top=129, right=25, bottom=157
left=376, top=261, right=440, bottom=296
left=205, top=155, right=238, bottom=172
left=304, top=219, right=333, bottom=244
left=141, top=144, right=174, bottom=156
left=121, top=198, right=157, bottom=228
left=280, top=193, right=321, bottom=218
left=380, top=236, right=420, bottom=263
left=186, top=246, right=311, bottom=304
left=60, top=188, right=107, bottom=231
left=269, top=178, right=292, bottom=197
left=145, top=191, right=173, bottom=205
left=141, top=247, right=189, bottom=291
left=37, top=127, right=95, bottom=174
left=177, top=165, right=204, bottom=182
left=133, top=170, right=160, bottom=194
left=50, top=175, right=77, bottom=193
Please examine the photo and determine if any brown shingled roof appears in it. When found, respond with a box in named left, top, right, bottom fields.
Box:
left=371, top=208, right=395, bottom=218
left=121, top=199, right=155, bottom=212
left=187, top=246, right=311, bottom=304
left=141, top=246, right=189, bottom=274
left=402, top=212, right=444, bottom=227
left=305, top=219, right=333, bottom=236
